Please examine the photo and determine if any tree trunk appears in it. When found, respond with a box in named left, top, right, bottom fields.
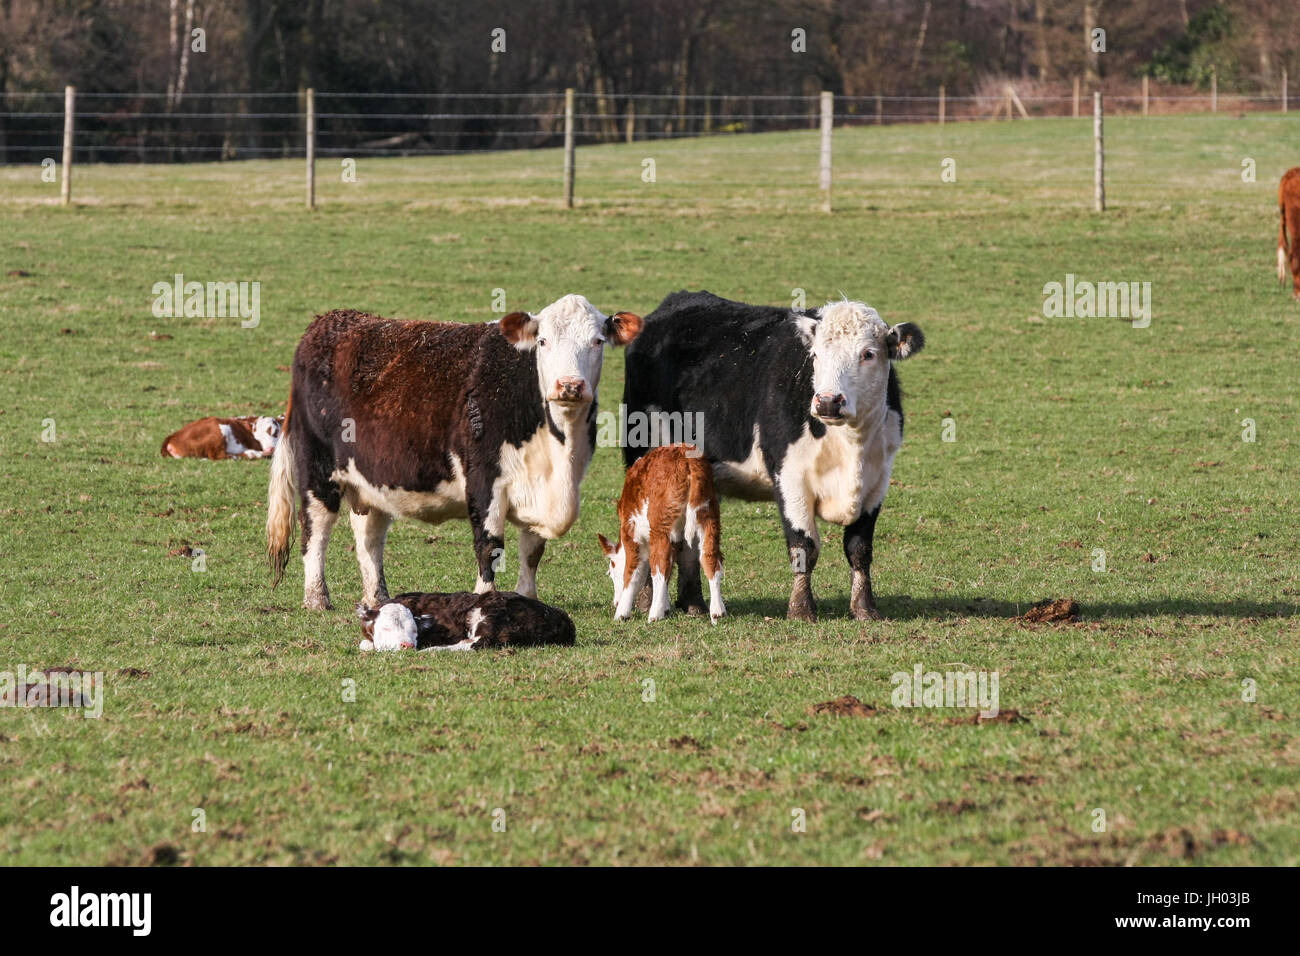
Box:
left=1084, top=0, right=1100, bottom=84
left=910, top=1, right=932, bottom=75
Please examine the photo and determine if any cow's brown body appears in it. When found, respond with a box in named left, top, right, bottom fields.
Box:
left=1279, top=167, right=1300, bottom=299
left=161, top=416, right=279, bottom=460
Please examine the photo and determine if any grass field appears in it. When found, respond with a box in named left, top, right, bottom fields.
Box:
left=1, top=114, right=1298, bottom=865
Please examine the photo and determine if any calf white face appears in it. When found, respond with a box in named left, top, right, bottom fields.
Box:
left=596, top=533, right=627, bottom=608
left=500, top=295, right=642, bottom=413
left=796, top=301, right=924, bottom=425
left=253, top=416, right=282, bottom=452
left=357, top=602, right=418, bottom=651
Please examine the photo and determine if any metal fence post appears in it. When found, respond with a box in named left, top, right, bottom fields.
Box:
left=305, top=87, right=316, bottom=209
left=819, top=91, right=832, bottom=213
left=563, top=88, right=575, bottom=208
left=1094, top=92, right=1105, bottom=213
left=61, top=85, right=74, bottom=205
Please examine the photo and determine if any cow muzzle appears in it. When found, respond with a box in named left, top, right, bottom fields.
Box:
left=813, top=392, right=848, bottom=423
left=551, top=377, right=590, bottom=404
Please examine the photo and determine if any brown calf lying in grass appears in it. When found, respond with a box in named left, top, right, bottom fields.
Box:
left=598, top=443, right=725, bottom=623
left=1279, top=167, right=1300, bottom=300
left=161, top=415, right=282, bottom=459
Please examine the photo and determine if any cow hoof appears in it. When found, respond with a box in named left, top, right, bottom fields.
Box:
left=787, top=598, right=817, bottom=622
left=852, top=604, right=884, bottom=622
left=303, top=595, right=333, bottom=611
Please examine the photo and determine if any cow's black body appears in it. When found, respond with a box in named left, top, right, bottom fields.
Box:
left=366, top=591, right=577, bottom=650
left=623, top=291, right=909, bottom=621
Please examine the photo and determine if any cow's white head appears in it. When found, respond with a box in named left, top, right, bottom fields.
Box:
left=253, top=415, right=282, bottom=453
left=356, top=602, right=417, bottom=652
left=794, top=300, right=924, bottom=426
left=596, top=532, right=627, bottom=608
left=499, top=295, right=643, bottom=415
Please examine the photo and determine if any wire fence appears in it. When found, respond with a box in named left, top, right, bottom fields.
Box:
left=0, top=78, right=1291, bottom=166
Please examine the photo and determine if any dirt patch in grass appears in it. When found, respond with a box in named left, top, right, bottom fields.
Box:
left=1020, top=598, right=1080, bottom=624
left=809, top=695, right=879, bottom=717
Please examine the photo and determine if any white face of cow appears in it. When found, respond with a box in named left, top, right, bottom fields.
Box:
left=796, top=301, right=924, bottom=426
left=499, top=295, right=643, bottom=416
left=253, top=416, right=281, bottom=452
left=357, top=602, right=418, bottom=651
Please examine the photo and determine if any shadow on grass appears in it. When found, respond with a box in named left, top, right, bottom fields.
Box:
left=719, top=594, right=1298, bottom=622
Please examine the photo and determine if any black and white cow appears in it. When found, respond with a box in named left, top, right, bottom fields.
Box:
left=622, top=291, right=924, bottom=621
left=267, top=295, right=643, bottom=609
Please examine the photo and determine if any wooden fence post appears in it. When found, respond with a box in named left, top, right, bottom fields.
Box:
left=626, top=100, right=635, bottom=143
left=1283, top=69, right=1288, bottom=113
left=1073, top=76, right=1080, bottom=118
left=1211, top=66, right=1217, bottom=112
left=819, top=91, right=832, bottom=213
left=305, top=87, right=316, bottom=209
left=938, top=84, right=945, bottom=125
left=1142, top=75, right=1149, bottom=116
left=875, top=91, right=882, bottom=125
left=61, top=85, right=74, bottom=205
left=563, top=88, right=575, bottom=208
left=1094, top=92, right=1105, bottom=213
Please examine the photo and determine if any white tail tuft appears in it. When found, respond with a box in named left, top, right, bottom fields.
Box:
left=266, top=412, right=297, bottom=586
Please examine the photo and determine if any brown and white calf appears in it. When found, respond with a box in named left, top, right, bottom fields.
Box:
left=161, top=415, right=282, bottom=460
left=1278, top=167, right=1300, bottom=299
left=267, top=295, right=643, bottom=609
left=597, top=443, right=725, bottom=622
left=357, top=590, right=575, bottom=652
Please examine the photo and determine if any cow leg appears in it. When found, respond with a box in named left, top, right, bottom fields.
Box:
left=673, top=540, right=707, bottom=615
left=301, top=490, right=340, bottom=610
left=349, top=507, right=393, bottom=607
left=777, top=492, right=820, bottom=622
left=844, top=506, right=883, bottom=621
left=515, top=527, right=545, bottom=599
left=467, top=488, right=506, bottom=594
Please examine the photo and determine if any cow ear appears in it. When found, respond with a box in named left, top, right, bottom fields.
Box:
left=499, top=311, right=539, bottom=349
left=604, top=311, right=643, bottom=346
left=886, top=322, right=924, bottom=360
left=792, top=313, right=819, bottom=348
left=597, top=532, right=616, bottom=556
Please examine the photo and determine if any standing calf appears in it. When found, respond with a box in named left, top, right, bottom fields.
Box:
left=1278, top=167, right=1300, bottom=299
left=597, top=443, right=725, bottom=622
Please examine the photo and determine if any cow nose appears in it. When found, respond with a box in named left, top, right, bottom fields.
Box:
left=814, top=392, right=846, bottom=418
left=554, top=377, right=587, bottom=401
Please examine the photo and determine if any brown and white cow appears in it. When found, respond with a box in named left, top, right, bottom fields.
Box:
left=267, top=295, right=642, bottom=609
left=1278, top=167, right=1300, bottom=299
left=161, top=415, right=282, bottom=460
left=597, top=443, right=725, bottom=623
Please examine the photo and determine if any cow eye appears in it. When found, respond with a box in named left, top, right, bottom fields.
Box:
left=538, top=337, right=548, bottom=347
left=861, top=349, right=875, bottom=362
left=593, top=338, right=605, bottom=347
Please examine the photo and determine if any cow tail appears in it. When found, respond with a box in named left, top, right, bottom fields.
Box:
left=266, top=390, right=297, bottom=586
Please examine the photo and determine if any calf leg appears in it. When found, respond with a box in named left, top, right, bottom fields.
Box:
left=647, top=534, right=674, bottom=622
left=843, top=506, right=883, bottom=621
left=674, top=541, right=707, bottom=615
left=697, top=516, right=726, bottom=623
left=301, top=490, right=340, bottom=610
left=777, top=492, right=820, bottom=622
left=349, top=507, right=393, bottom=607
left=515, top=527, right=545, bottom=599
left=615, top=545, right=649, bottom=621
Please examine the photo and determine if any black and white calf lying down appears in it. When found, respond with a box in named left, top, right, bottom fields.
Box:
left=623, top=291, right=925, bottom=622
left=357, top=591, right=576, bottom=652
